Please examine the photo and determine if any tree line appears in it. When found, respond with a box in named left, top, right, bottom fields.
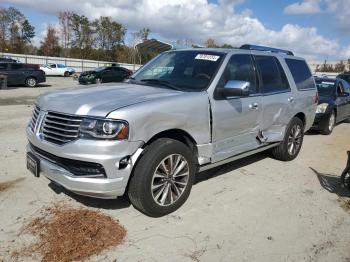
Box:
left=315, top=60, right=350, bottom=73
left=0, top=7, right=154, bottom=64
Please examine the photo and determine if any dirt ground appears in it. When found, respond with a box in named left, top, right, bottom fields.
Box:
left=0, top=77, right=350, bottom=261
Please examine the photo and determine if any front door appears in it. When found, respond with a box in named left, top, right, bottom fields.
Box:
left=101, top=67, right=114, bottom=82
left=210, top=54, right=262, bottom=162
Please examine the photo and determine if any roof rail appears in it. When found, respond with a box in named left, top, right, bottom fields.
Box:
left=240, top=44, right=294, bottom=56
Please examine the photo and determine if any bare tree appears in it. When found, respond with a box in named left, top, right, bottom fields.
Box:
left=58, top=11, right=73, bottom=55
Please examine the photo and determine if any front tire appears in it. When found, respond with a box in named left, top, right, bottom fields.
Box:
left=64, top=71, right=70, bottom=77
left=128, top=138, right=196, bottom=217
left=271, top=117, right=304, bottom=161
left=321, top=111, right=336, bottom=135
left=25, top=77, right=37, bottom=87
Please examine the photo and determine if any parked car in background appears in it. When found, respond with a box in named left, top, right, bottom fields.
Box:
left=0, top=62, right=46, bottom=87
left=312, top=78, right=350, bottom=134
left=40, top=64, right=75, bottom=77
left=337, top=72, right=350, bottom=84
left=78, top=66, right=132, bottom=84
left=26, top=45, right=317, bottom=217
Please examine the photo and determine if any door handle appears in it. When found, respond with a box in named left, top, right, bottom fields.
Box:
left=249, top=102, right=259, bottom=110
left=288, top=96, right=294, bottom=103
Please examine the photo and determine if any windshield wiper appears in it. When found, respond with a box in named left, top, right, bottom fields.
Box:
left=140, top=79, right=182, bottom=91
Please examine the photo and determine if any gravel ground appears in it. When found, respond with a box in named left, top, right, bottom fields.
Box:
left=0, top=76, right=350, bottom=261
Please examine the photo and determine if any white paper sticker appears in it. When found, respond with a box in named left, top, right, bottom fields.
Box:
left=195, top=54, right=220, bottom=61
left=322, top=82, right=334, bottom=85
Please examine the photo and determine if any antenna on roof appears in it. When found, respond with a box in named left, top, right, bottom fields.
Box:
left=240, top=44, right=294, bottom=56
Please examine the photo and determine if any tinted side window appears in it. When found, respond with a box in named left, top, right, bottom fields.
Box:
left=255, top=56, right=290, bottom=93
left=217, top=54, right=257, bottom=94
left=285, top=59, right=315, bottom=90
left=50, top=64, right=57, bottom=68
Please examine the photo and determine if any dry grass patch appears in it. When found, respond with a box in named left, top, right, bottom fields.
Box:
left=12, top=206, right=126, bottom=262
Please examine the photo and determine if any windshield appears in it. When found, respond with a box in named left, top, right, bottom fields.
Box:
left=130, top=50, right=225, bottom=91
left=315, top=79, right=336, bottom=97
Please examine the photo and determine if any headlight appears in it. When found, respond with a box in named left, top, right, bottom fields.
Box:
left=79, top=118, right=129, bottom=140
left=316, top=103, right=329, bottom=114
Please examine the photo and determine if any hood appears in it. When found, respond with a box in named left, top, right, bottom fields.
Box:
left=36, top=83, right=184, bottom=117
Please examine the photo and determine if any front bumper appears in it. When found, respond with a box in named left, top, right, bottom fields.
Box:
left=311, top=112, right=331, bottom=130
left=26, top=126, right=144, bottom=199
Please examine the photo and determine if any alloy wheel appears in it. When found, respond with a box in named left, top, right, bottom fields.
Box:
left=151, top=154, right=189, bottom=206
left=287, top=124, right=302, bottom=156
left=328, top=113, right=335, bottom=132
left=26, top=78, right=36, bottom=87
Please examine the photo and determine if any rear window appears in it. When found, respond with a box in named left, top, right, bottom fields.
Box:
left=255, top=55, right=290, bottom=93
left=285, top=59, right=315, bottom=90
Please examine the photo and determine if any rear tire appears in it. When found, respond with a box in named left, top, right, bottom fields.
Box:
left=128, top=138, right=196, bottom=217
left=25, top=77, right=37, bottom=87
left=321, top=111, right=336, bottom=135
left=271, top=117, right=304, bottom=161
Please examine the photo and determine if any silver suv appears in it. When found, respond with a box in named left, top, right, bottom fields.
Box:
left=26, top=45, right=317, bottom=217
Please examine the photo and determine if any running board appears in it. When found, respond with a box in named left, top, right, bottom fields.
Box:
left=198, top=143, right=280, bottom=172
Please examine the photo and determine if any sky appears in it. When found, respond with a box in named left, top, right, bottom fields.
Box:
left=1, top=0, right=350, bottom=60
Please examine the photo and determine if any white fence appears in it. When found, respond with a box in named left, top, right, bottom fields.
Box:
left=0, top=52, right=142, bottom=73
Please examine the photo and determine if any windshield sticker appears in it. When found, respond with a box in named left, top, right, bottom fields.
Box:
left=322, top=82, right=335, bottom=85
left=195, top=54, right=220, bottom=61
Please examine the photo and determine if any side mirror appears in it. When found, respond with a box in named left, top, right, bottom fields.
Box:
left=219, top=80, right=250, bottom=98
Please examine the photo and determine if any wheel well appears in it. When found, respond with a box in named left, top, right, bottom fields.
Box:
left=145, top=129, right=198, bottom=157
left=26, top=76, right=37, bottom=80
left=294, top=112, right=306, bottom=126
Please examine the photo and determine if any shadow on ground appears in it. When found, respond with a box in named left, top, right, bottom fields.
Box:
left=1, top=84, right=52, bottom=90
left=310, top=167, right=350, bottom=198
left=195, top=152, right=268, bottom=184
left=48, top=152, right=269, bottom=210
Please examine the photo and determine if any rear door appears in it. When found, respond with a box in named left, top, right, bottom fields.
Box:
left=255, top=55, right=293, bottom=141
left=111, top=67, right=125, bottom=82
left=101, top=67, right=114, bottom=82
left=210, top=54, right=263, bottom=162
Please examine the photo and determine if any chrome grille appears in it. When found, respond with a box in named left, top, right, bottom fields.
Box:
left=42, top=111, right=82, bottom=145
left=29, top=105, right=40, bottom=132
